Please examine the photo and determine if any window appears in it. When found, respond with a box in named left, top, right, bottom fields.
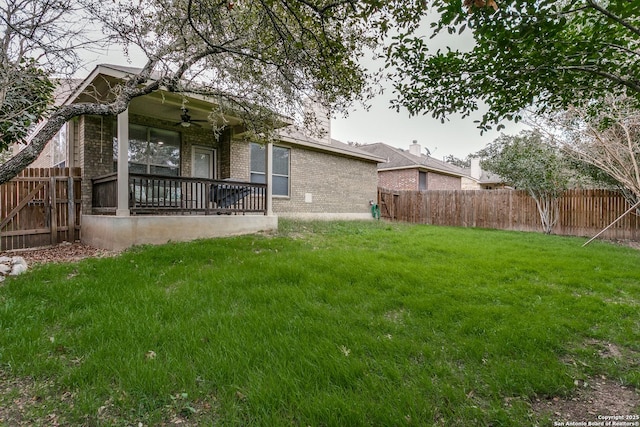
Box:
left=53, top=125, right=67, bottom=167
left=114, top=124, right=181, bottom=176
left=250, top=143, right=290, bottom=196
left=419, top=171, right=427, bottom=190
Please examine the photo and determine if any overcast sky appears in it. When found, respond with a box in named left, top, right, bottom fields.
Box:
left=331, top=94, right=523, bottom=160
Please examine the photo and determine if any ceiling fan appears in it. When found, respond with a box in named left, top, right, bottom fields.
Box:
left=175, top=108, right=207, bottom=128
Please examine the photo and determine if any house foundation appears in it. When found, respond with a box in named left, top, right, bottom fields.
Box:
left=81, top=214, right=278, bottom=251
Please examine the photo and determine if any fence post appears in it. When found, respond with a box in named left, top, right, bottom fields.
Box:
left=50, top=175, right=58, bottom=245
left=508, top=190, right=513, bottom=230
left=68, top=175, right=76, bottom=242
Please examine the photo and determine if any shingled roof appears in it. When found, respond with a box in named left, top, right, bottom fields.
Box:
left=358, top=142, right=467, bottom=177
left=358, top=142, right=506, bottom=185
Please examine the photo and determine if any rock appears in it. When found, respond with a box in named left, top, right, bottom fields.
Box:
left=11, top=256, right=27, bottom=269
left=0, top=275, right=4, bottom=283
left=0, top=255, right=29, bottom=278
left=9, top=263, right=27, bottom=276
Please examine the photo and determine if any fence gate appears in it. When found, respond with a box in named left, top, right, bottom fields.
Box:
left=0, top=168, right=82, bottom=251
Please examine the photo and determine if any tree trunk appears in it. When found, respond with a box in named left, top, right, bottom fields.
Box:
left=530, top=192, right=560, bottom=234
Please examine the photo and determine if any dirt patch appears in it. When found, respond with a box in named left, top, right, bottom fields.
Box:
left=533, top=340, right=640, bottom=426
left=0, top=370, right=74, bottom=426
left=532, top=377, right=640, bottom=425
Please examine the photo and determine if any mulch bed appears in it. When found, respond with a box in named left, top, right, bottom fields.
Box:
left=0, top=242, right=117, bottom=266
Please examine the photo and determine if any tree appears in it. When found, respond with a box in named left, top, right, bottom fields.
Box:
left=540, top=95, right=640, bottom=206
left=479, top=131, right=571, bottom=234
left=0, top=147, right=12, bottom=165
left=387, top=0, right=640, bottom=133
left=443, top=154, right=471, bottom=168
left=0, top=0, right=429, bottom=183
left=0, top=60, right=54, bottom=152
left=0, top=0, right=89, bottom=154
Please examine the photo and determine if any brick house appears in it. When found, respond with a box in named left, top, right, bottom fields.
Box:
left=358, top=142, right=506, bottom=191
left=358, top=142, right=466, bottom=191
left=28, top=64, right=382, bottom=249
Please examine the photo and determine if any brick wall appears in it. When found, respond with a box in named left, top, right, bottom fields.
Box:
left=378, top=169, right=418, bottom=191
left=78, top=115, right=115, bottom=212
left=427, top=172, right=461, bottom=190
left=271, top=145, right=377, bottom=215
left=378, top=168, right=462, bottom=191
left=223, top=140, right=377, bottom=215
left=217, top=128, right=232, bottom=179
left=230, top=139, right=250, bottom=181
left=461, top=176, right=481, bottom=190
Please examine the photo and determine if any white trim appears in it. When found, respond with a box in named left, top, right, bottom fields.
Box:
left=62, top=65, right=139, bottom=107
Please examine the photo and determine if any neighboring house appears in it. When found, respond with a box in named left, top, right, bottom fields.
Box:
left=358, top=141, right=507, bottom=191
left=359, top=141, right=467, bottom=191
left=461, top=158, right=508, bottom=190
left=26, top=64, right=381, bottom=250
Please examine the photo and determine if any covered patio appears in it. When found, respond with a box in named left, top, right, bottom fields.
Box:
left=71, top=65, right=280, bottom=250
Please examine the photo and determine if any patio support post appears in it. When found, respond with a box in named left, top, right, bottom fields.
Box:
left=266, top=141, right=273, bottom=216
left=116, top=108, right=130, bottom=216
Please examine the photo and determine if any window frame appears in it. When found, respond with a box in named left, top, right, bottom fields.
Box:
left=52, top=124, right=67, bottom=168
left=419, top=171, right=428, bottom=191
left=113, top=124, right=181, bottom=177
left=192, top=145, right=217, bottom=179
left=250, top=142, right=290, bottom=197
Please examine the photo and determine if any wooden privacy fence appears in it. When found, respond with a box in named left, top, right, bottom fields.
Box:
left=378, top=188, right=640, bottom=241
left=1, top=168, right=82, bottom=251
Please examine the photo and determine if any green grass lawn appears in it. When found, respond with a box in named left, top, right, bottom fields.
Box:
left=1, top=220, right=639, bottom=426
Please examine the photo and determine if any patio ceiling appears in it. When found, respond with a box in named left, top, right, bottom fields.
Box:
left=128, top=91, right=244, bottom=131
left=69, top=67, right=245, bottom=131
